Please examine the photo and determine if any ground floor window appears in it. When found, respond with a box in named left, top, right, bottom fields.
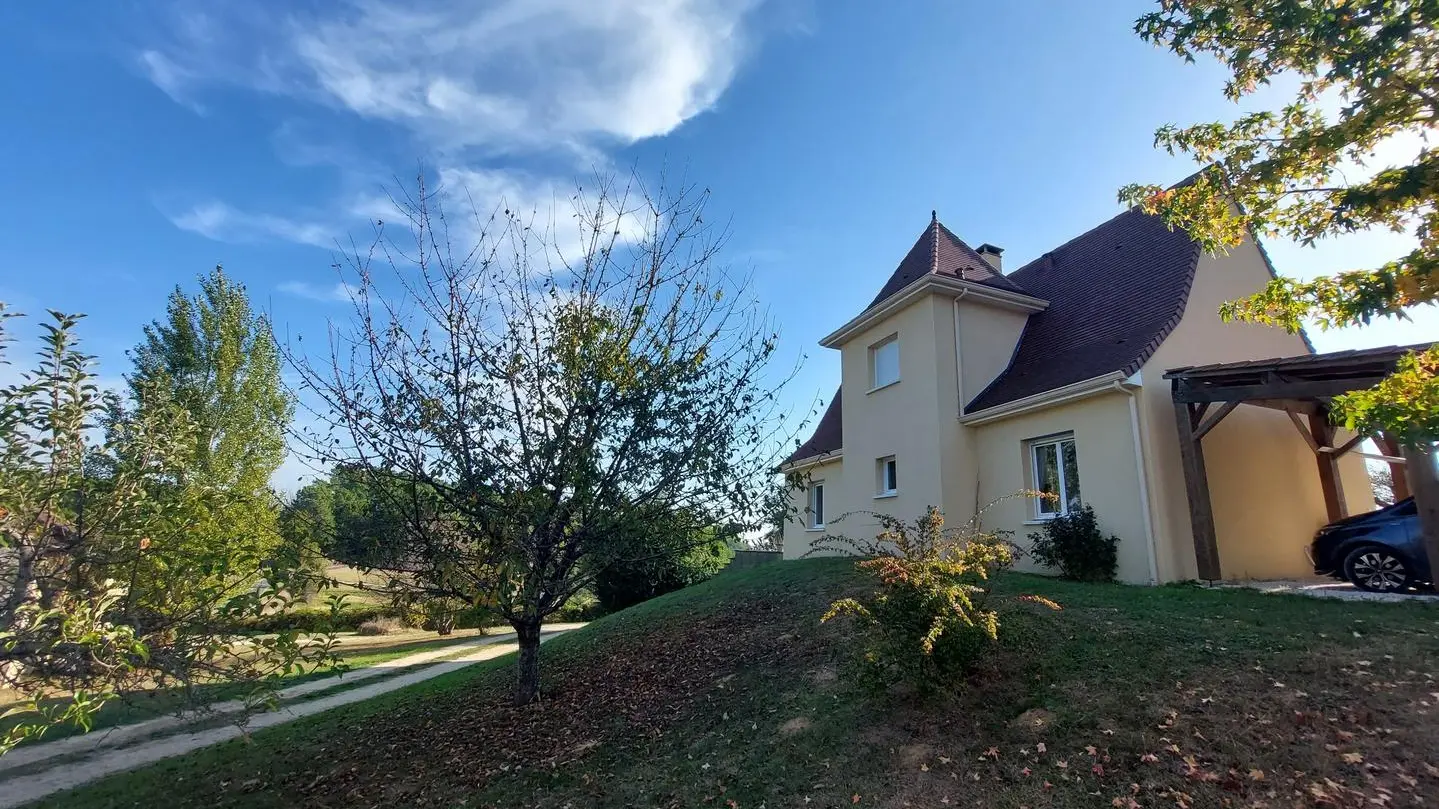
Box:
left=808, top=482, right=825, bottom=529
left=1030, top=434, right=1081, bottom=517
left=876, top=455, right=897, bottom=496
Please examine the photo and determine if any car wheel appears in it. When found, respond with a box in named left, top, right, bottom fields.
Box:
left=1342, top=545, right=1414, bottom=593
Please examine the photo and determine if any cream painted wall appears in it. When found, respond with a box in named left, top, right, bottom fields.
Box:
left=834, top=295, right=955, bottom=542
left=1138, top=240, right=1374, bottom=582
left=784, top=292, right=983, bottom=555
left=783, top=457, right=844, bottom=559
left=956, top=299, right=1029, bottom=410
left=970, top=390, right=1156, bottom=583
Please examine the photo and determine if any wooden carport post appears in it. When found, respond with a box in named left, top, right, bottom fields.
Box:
left=1172, top=388, right=1222, bottom=581
left=1307, top=412, right=1348, bottom=522
left=1400, top=443, right=1439, bottom=580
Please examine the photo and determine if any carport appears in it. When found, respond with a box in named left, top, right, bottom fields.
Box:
left=1164, top=344, right=1437, bottom=581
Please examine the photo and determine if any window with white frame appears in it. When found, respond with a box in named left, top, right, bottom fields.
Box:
left=808, top=482, right=826, bottom=529
left=1029, top=434, right=1081, bottom=517
left=869, top=334, right=899, bottom=390
left=876, top=456, right=897, bottom=497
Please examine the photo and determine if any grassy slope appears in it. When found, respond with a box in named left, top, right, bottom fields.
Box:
left=38, top=558, right=1439, bottom=809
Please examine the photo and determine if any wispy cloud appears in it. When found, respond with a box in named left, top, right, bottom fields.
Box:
left=168, top=201, right=337, bottom=248
left=277, top=281, right=355, bottom=303
left=137, top=50, right=204, bottom=112
left=142, top=1, right=767, bottom=247
left=144, top=1, right=761, bottom=154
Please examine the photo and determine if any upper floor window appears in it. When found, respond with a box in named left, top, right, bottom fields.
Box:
left=869, top=334, right=900, bottom=390
left=1030, top=434, right=1081, bottom=518
left=876, top=455, right=897, bottom=497
left=808, top=482, right=826, bottom=529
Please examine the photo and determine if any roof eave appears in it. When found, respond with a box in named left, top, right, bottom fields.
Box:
left=779, top=450, right=844, bottom=473
left=959, top=371, right=1135, bottom=426
left=820, top=276, right=1048, bottom=349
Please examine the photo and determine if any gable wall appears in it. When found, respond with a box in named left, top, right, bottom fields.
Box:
left=1138, top=239, right=1374, bottom=581
left=956, top=299, right=1030, bottom=413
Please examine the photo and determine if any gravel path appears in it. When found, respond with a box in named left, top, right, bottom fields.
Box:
left=0, top=624, right=582, bottom=808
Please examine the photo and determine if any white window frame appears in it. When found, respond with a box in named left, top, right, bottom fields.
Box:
left=868, top=333, right=900, bottom=392
left=807, top=482, right=826, bottom=529
left=1029, top=434, right=1080, bottom=519
left=876, top=455, right=897, bottom=498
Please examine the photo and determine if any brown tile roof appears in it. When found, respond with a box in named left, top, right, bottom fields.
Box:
left=964, top=208, right=1202, bottom=412
left=787, top=203, right=1213, bottom=462
left=784, top=388, right=842, bottom=465
left=867, top=212, right=1027, bottom=307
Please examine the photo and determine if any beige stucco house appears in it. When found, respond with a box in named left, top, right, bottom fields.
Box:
left=781, top=203, right=1374, bottom=583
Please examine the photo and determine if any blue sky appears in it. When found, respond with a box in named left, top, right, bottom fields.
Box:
left=0, top=1, right=1431, bottom=490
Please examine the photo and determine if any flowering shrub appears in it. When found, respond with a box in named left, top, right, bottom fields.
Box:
left=818, top=506, right=1058, bottom=693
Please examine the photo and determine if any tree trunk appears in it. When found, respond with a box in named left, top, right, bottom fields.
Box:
left=513, top=618, right=542, bottom=706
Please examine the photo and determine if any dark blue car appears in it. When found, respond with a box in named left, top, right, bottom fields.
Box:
left=1309, top=498, right=1430, bottom=592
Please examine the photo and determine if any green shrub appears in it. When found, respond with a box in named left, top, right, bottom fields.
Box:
left=1026, top=505, right=1120, bottom=582
left=390, top=594, right=481, bottom=636
left=819, top=507, right=1059, bottom=694
left=552, top=590, right=603, bottom=623
left=356, top=617, right=406, bottom=636
left=593, top=531, right=734, bottom=612
left=234, top=604, right=389, bottom=634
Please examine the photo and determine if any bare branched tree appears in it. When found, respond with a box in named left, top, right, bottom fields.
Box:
left=288, top=171, right=799, bottom=705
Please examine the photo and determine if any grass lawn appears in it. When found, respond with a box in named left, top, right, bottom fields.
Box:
left=34, top=558, right=1439, bottom=809
left=2, top=630, right=490, bottom=745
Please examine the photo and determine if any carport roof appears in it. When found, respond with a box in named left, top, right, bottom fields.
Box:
left=1164, top=343, right=1433, bottom=406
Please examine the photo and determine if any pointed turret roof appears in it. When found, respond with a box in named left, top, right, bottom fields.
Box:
left=866, top=213, right=1027, bottom=308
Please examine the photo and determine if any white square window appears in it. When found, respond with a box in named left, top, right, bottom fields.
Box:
left=876, top=456, right=897, bottom=497
left=869, top=334, right=899, bottom=390
left=808, top=482, right=825, bottom=529
left=1030, top=434, right=1081, bottom=518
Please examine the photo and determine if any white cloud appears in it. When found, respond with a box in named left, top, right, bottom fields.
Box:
left=169, top=201, right=337, bottom=248
left=277, top=281, right=355, bottom=303
left=142, top=0, right=761, bottom=155
left=138, top=50, right=203, bottom=111
left=143, top=1, right=764, bottom=250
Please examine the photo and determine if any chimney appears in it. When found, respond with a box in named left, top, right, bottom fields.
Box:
left=976, top=243, right=1004, bottom=272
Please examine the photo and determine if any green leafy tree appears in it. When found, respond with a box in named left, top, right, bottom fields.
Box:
left=128, top=266, right=292, bottom=568
left=0, top=307, right=336, bottom=753
left=289, top=173, right=797, bottom=705
left=1119, top=0, right=1438, bottom=444
left=131, top=267, right=291, bottom=493
left=277, top=479, right=335, bottom=597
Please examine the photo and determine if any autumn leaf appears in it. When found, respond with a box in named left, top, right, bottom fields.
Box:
left=1341, top=752, right=1364, bottom=764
